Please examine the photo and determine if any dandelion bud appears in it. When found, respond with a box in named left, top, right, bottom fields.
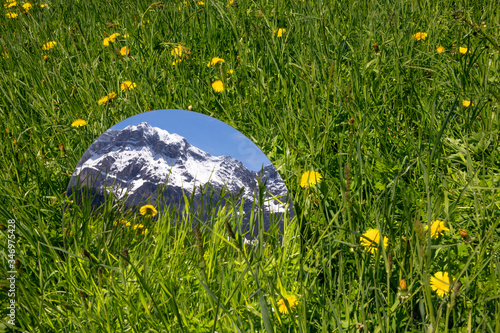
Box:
left=399, top=279, right=407, bottom=290
left=459, top=228, right=471, bottom=243
left=59, top=143, right=64, bottom=151
left=5, top=128, right=9, bottom=134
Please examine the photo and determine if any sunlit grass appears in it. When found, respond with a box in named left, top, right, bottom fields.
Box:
left=1, top=0, right=499, bottom=332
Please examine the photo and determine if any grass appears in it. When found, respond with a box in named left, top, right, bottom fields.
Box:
left=1, top=0, right=500, bottom=331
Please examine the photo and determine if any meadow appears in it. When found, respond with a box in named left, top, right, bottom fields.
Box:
left=1, top=0, right=500, bottom=331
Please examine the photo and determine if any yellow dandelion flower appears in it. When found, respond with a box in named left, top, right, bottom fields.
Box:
left=103, top=37, right=111, bottom=46
left=40, top=4, right=47, bottom=8
left=171, top=45, right=183, bottom=58
left=172, top=59, right=183, bottom=66
left=140, top=204, right=157, bottom=218
left=436, top=46, right=445, bottom=53
left=4, top=2, right=16, bottom=8
left=424, top=220, right=449, bottom=239
left=43, top=55, right=48, bottom=60
left=109, top=32, right=120, bottom=40
left=98, top=92, right=117, bottom=105
left=42, top=41, right=57, bottom=50
left=207, top=57, right=224, bottom=67
left=120, top=46, right=130, bottom=56
left=198, top=1, right=205, bottom=4
left=120, top=81, right=136, bottom=91
left=300, top=170, right=322, bottom=188
left=430, top=271, right=452, bottom=297
left=6, top=12, right=18, bottom=18
left=22, top=2, right=32, bottom=11
left=278, top=295, right=298, bottom=315
left=132, top=223, right=148, bottom=235
left=71, top=119, right=88, bottom=128
left=459, top=47, right=468, bottom=54
left=462, top=100, right=473, bottom=107
left=360, top=228, right=388, bottom=253
left=275, top=28, right=286, bottom=38
left=123, top=33, right=130, bottom=38
left=412, top=32, right=427, bottom=41
left=211, top=80, right=224, bottom=92
left=227, top=69, right=234, bottom=74
left=6, top=0, right=16, bottom=2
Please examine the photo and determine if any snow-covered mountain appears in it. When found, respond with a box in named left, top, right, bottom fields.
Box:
left=67, top=122, right=292, bottom=237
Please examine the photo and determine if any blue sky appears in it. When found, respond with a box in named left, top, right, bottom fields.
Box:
left=109, top=109, right=272, bottom=171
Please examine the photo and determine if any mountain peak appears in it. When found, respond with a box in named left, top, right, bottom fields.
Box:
left=122, top=122, right=187, bottom=147
left=68, top=121, right=293, bottom=238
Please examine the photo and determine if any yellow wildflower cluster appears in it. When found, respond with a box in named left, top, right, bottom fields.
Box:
left=275, top=28, right=286, bottom=38
left=98, top=92, right=117, bottom=105
left=207, top=57, right=224, bottom=67
left=171, top=45, right=190, bottom=66
left=42, top=41, right=57, bottom=50
left=120, top=81, right=136, bottom=91
left=412, top=32, right=427, bottom=41
left=103, top=32, right=120, bottom=46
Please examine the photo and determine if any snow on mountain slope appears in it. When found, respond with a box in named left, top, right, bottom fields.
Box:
left=67, top=122, right=293, bottom=235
